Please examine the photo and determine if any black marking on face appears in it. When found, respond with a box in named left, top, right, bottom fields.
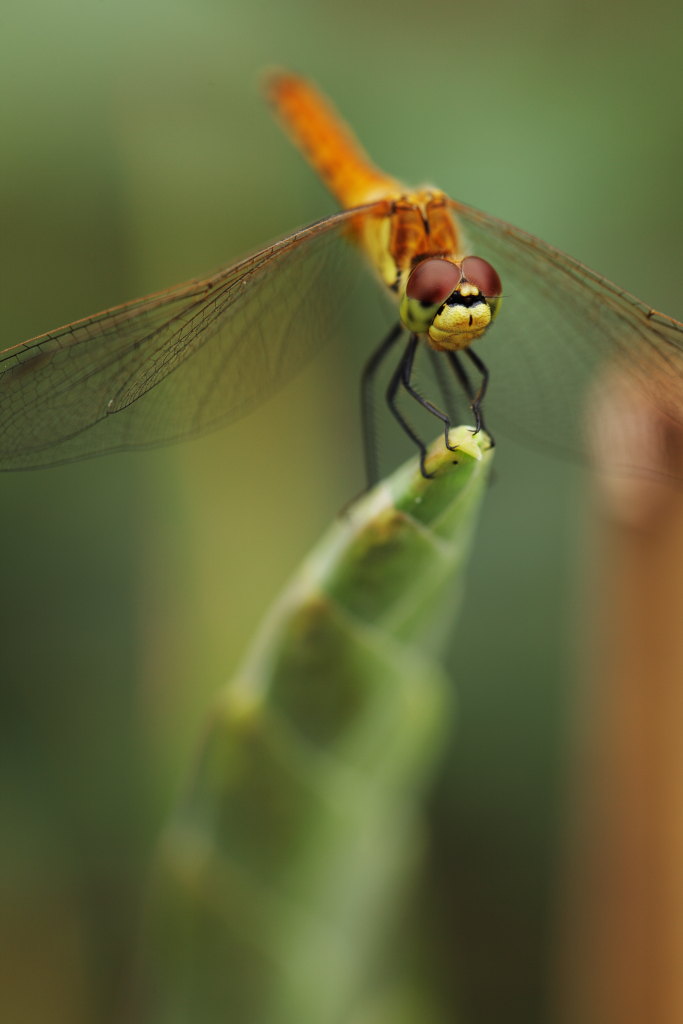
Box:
left=444, top=292, right=488, bottom=309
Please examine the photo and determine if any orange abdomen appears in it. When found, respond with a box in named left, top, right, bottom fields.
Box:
left=266, top=72, right=400, bottom=209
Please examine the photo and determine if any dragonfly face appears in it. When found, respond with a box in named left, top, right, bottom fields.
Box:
left=399, top=255, right=503, bottom=349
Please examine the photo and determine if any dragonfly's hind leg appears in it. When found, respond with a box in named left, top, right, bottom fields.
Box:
left=386, top=335, right=434, bottom=479
left=360, top=322, right=404, bottom=487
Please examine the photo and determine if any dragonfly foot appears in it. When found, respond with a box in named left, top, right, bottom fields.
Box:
left=443, top=423, right=459, bottom=452
left=419, top=454, right=435, bottom=479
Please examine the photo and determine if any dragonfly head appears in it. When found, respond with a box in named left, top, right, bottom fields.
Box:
left=399, top=256, right=502, bottom=349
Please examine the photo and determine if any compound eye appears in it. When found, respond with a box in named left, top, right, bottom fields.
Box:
left=406, top=258, right=462, bottom=305
left=461, top=256, right=502, bottom=298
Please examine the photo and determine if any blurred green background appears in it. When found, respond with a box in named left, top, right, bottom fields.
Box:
left=1, top=0, right=681, bottom=1021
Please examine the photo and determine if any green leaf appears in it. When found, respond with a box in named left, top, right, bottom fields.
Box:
left=144, top=428, right=492, bottom=1024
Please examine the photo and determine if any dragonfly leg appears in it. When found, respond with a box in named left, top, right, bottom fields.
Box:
left=386, top=335, right=433, bottom=478
left=427, top=347, right=461, bottom=424
left=400, top=337, right=458, bottom=452
left=361, top=322, right=404, bottom=487
left=447, top=350, right=494, bottom=445
left=464, top=348, right=493, bottom=444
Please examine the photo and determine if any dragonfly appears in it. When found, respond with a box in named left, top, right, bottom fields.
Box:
left=1, top=72, right=682, bottom=482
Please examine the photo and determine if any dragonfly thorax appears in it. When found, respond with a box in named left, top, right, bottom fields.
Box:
left=399, top=255, right=502, bottom=351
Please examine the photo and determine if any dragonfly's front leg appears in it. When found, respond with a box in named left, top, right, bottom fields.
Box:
left=446, top=349, right=494, bottom=446
left=399, top=338, right=458, bottom=454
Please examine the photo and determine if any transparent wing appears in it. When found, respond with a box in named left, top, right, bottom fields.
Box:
left=449, top=199, right=683, bottom=471
left=0, top=204, right=384, bottom=469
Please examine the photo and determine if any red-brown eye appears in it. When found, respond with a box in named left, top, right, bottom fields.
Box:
left=461, top=256, right=502, bottom=297
left=406, top=258, right=462, bottom=305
